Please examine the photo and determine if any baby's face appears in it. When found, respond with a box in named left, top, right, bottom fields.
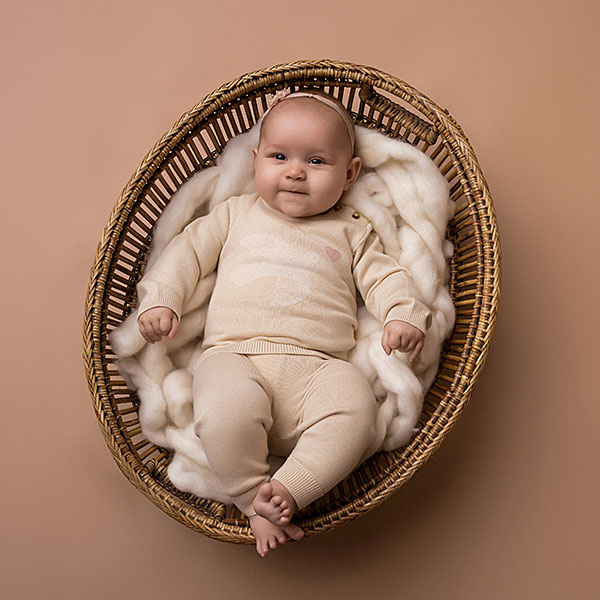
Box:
left=253, top=100, right=361, bottom=218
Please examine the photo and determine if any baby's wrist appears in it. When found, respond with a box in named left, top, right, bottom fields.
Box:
left=138, top=305, right=175, bottom=322
left=385, top=319, right=425, bottom=336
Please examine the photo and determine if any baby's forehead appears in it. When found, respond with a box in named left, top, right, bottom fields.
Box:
left=261, top=98, right=352, bottom=149
left=266, top=97, right=340, bottom=126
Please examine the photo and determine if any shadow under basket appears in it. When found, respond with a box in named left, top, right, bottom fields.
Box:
left=83, top=59, right=500, bottom=544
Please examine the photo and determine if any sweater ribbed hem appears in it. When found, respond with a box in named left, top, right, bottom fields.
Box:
left=272, top=457, right=324, bottom=511
left=200, top=341, right=335, bottom=360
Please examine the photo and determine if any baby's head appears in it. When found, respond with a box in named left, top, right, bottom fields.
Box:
left=253, top=90, right=361, bottom=218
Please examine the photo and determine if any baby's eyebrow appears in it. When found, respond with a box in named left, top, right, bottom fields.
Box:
left=261, top=143, right=285, bottom=153
left=304, top=148, right=336, bottom=160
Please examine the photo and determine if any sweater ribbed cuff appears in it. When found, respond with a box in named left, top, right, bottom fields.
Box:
left=384, top=304, right=432, bottom=335
left=137, top=291, right=183, bottom=321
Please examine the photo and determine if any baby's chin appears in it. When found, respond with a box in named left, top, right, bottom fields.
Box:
left=280, top=206, right=323, bottom=218
left=274, top=197, right=338, bottom=218
left=280, top=206, right=315, bottom=218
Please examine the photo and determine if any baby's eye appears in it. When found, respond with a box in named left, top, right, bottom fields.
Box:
left=309, top=158, right=324, bottom=165
left=273, top=153, right=286, bottom=161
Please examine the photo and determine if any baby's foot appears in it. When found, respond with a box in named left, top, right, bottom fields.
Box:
left=249, top=515, right=304, bottom=557
left=253, top=480, right=297, bottom=526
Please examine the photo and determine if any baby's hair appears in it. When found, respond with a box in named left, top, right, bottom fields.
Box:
left=259, top=89, right=356, bottom=156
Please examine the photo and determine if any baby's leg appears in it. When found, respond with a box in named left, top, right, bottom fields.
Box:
left=192, top=352, right=273, bottom=517
left=267, top=358, right=378, bottom=515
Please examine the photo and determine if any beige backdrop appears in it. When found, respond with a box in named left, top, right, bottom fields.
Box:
left=2, top=1, right=598, bottom=598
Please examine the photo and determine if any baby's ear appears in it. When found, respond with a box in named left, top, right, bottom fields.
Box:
left=252, top=147, right=258, bottom=160
left=344, top=156, right=362, bottom=190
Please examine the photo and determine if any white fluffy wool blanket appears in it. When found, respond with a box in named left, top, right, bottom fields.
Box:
left=109, top=124, right=455, bottom=505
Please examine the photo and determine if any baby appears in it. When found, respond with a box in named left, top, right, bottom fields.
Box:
left=136, top=90, right=431, bottom=556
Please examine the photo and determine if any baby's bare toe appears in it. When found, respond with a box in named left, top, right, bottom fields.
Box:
left=276, top=530, right=287, bottom=544
left=284, top=523, right=304, bottom=541
left=255, top=482, right=273, bottom=503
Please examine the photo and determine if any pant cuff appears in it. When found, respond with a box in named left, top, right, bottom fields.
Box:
left=272, top=457, right=324, bottom=510
left=231, top=480, right=268, bottom=517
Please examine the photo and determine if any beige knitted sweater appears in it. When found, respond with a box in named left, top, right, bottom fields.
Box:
left=137, top=193, right=431, bottom=361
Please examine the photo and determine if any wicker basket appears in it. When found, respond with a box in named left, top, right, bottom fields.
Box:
left=83, top=59, right=500, bottom=543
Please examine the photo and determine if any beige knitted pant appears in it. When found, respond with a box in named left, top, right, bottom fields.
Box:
left=192, top=352, right=378, bottom=517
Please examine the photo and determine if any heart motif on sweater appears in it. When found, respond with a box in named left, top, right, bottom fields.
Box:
left=325, top=246, right=342, bottom=262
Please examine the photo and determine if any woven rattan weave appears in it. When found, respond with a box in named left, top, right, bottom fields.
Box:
left=83, top=59, right=500, bottom=543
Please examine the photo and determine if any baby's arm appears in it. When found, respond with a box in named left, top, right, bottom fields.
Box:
left=134, top=198, right=236, bottom=337
left=138, top=306, right=179, bottom=344
left=382, top=320, right=424, bottom=361
left=353, top=228, right=431, bottom=357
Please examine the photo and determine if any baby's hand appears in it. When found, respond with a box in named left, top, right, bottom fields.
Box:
left=382, top=320, right=425, bottom=362
left=138, top=306, right=179, bottom=344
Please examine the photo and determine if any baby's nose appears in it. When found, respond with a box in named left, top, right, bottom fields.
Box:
left=286, top=162, right=306, bottom=179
